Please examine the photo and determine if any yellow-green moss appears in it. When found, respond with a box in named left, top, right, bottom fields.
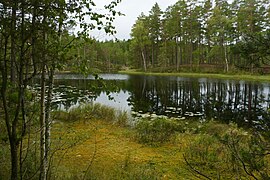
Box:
left=50, top=119, right=194, bottom=179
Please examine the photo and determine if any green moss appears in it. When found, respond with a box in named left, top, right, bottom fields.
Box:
left=2, top=104, right=268, bottom=179
left=50, top=113, right=270, bottom=179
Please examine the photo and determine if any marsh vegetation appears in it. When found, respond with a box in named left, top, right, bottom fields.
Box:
left=1, top=0, right=270, bottom=179
left=2, top=102, right=269, bottom=179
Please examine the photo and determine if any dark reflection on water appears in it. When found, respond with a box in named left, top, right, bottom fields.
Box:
left=33, top=74, right=129, bottom=111
left=127, top=75, right=270, bottom=130
left=33, top=74, right=270, bottom=130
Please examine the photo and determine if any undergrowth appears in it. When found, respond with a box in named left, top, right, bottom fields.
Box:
left=52, top=105, right=270, bottom=179
left=1, top=103, right=270, bottom=179
left=53, top=103, right=129, bottom=126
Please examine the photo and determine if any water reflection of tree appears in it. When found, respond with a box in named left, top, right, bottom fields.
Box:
left=34, top=78, right=127, bottom=111
left=127, top=76, right=270, bottom=130
left=34, top=75, right=270, bottom=130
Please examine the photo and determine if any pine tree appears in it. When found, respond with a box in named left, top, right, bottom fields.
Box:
left=149, top=3, right=162, bottom=67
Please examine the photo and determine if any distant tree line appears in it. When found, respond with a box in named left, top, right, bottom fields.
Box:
left=76, top=0, right=269, bottom=74
left=62, top=37, right=131, bottom=73
left=130, top=0, right=270, bottom=73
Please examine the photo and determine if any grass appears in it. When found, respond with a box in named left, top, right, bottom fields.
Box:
left=53, top=103, right=129, bottom=126
left=50, top=104, right=194, bottom=179
left=50, top=119, right=192, bottom=179
left=50, top=104, right=270, bottom=179
left=119, top=69, right=270, bottom=82
left=1, top=103, right=269, bottom=179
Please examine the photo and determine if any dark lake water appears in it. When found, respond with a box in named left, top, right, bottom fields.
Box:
left=34, top=73, right=270, bottom=130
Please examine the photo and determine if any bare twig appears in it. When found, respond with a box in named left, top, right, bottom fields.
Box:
left=183, top=154, right=212, bottom=180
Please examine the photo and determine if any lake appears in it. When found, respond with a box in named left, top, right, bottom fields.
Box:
left=33, top=73, right=270, bottom=131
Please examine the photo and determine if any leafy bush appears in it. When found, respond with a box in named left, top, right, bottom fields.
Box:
left=135, top=118, right=177, bottom=145
left=184, top=123, right=270, bottom=179
left=184, top=135, right=227, bottom=179
left=200, top=120, right=231, bottom=136
left=219, top=128, right=270, bottom=179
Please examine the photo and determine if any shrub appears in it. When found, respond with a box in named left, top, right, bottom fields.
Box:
left=200, top=120, right=231, bottom=136
left=219, top=127, right=270, bottom=179
left=184, top=135, right=227, bottom=179
left=184, top=123, right=270, bottom=179
left=135, top=118, right=177, bottom=145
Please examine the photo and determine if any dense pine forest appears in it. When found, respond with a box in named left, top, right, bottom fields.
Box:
left=72, top=0, right=270, bottom=74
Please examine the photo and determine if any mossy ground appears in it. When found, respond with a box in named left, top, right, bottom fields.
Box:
left=1, top=104, right=269, bottom=179
left=51, top=119, right=195, bottom=179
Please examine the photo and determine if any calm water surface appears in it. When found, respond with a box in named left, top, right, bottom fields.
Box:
left=35, top=73, right=270, bottom=130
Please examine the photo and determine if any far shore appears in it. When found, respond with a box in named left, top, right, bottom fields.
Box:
left=53, top=70, right=270, bottom=82
left=118, top=70, right=270, bottom=82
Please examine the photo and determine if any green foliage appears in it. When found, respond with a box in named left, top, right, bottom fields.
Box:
left=184, top=135, right=224, bottom=178
left=135, top=118, right=177, bottom=145
left=1, top=0, right=122, bottom=179
left=63, top=37, right=130, bottom=73
left=184, top=123, right=270, bottom=179
left=0, top=144, right=10, bottom=179
left=54, top=0, right=270, bottom=74
left=53, top=103, right=129, bottom=125
left=123, top=0, right=270, bottom=73
left=233, top=30, right=270, bottom=72
left=200, top=120, right=231, bottom=136
left=54, top=103, right=114, bottom=122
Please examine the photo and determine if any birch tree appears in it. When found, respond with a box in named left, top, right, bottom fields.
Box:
left=0, top=1, right=121, bottom=179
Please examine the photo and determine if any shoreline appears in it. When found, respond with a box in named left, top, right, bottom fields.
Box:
left=118, top=70, right=270, bottom=82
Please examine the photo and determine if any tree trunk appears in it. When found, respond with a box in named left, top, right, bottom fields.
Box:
left=141, top=47, right=147, bottom=72
left=224, top=44, right=229, bottom=73
left=1, top=37, right=19, bottom=180
left=39, top=65, right=46, bottom=180
left=176, top=37, right=180, bottom=71
left=151, top=43, right=154, bottom=67
left=10, top=141, right=19, bottom=180
left=40, top=4, right=49, bottom=179
left=10, top=2, right=17, bottom=82
left=45, top=67, right=54, bottom=176
left=179, top=37, right=183, bottom=66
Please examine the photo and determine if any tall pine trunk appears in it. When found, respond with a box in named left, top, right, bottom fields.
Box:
left=39, top=64, right=46, bottom=180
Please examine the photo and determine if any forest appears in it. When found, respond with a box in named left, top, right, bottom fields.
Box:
left=1, top=0, right=270, bottom=180
left=67, top=0, right=270, bottom=74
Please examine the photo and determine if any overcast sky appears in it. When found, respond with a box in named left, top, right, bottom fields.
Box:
left=91, top=0, right=178, bottom=40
